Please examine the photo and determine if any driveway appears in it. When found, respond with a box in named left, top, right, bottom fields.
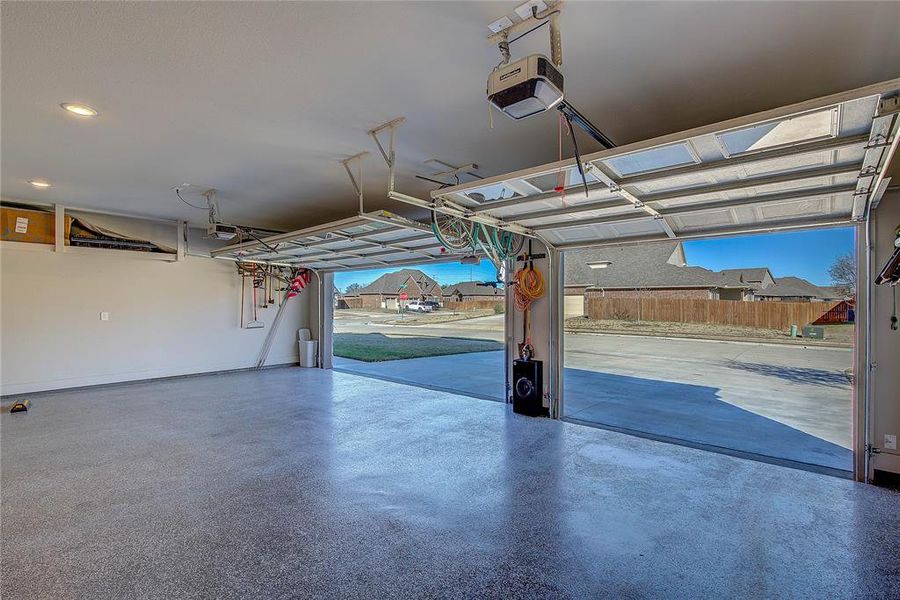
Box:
left=334, top=310, right=853, bottom=472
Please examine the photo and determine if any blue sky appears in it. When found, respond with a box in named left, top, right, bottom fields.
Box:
left=334, top=227, right=854, bottom=291
left=682, top=227, right=854, bottom=286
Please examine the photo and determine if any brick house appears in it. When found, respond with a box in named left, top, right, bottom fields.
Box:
left=721, top=269, right=840, bottom=302
left=564, top=242, right=753, bottom=316
left=342, top=269, right=441, bottom=310
left=442, top=281, right=504, bottom=306
left=752, top=276, right=840, bottom=302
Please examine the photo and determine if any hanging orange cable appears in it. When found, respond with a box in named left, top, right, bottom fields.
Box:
left=513, top=264, right=545, bottom=312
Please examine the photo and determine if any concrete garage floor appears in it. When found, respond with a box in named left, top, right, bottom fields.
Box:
left=334, top=312, right=853, bottom=472
left=336, top=333, right=853, bottom=473
left=2, top=368, right=898, bottom=599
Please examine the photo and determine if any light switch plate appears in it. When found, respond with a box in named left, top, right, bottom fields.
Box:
left=885, top=434, right=897, bottom=451
left=100, top=311, right=110, bottom=321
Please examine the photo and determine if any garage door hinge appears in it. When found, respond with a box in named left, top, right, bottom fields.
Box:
left=877, top=95, right=900, bottom=117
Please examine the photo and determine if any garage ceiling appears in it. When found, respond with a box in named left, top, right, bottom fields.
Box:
left=429, top=80, right=900, bottom=248
left=2, top=1, right=899, bottom=231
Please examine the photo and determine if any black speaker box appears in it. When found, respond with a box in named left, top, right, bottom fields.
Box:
left=513, top=359, right=546, bottom=416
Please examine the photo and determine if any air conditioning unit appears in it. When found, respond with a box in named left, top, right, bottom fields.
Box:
left=208, top=222, right=239, bottom=240
left=487, top=54, right=564, bottom=120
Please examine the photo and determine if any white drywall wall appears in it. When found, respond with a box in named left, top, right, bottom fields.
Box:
left=870, top=188, right=900, bottom=475
left=0, top=220, right=314, bottom=394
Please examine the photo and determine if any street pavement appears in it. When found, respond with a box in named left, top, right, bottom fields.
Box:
left=334, top=310, right=854, bottom=471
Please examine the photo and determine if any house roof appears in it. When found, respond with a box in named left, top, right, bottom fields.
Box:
left=354, top=269, right=440, bottom=296
left=818, top=285, right=852, bottom=300
left=565, top=242, right=748, bottom=290
left=719, top=268, right=774, bottom=288
left=754, top=276, right=832, bottom=299
left=443, top=281, right=503, bottom=297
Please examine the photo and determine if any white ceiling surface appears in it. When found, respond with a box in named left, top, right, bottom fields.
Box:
left=3, top=1, right=899, bottom=232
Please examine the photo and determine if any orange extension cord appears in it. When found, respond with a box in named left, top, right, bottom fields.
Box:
left=513, top=264, right=545, bottom=312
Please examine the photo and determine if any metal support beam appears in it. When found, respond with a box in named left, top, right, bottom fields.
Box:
left=532, top=184, right=855, bottom=231
left=585, top=162, right=676, bottom=238
left=554, top=214, right=853, bottom=250
left=369, top=117, right=406, bottom=172
left=341, top=151, right=369, bottom=215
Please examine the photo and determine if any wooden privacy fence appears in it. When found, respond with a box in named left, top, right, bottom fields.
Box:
left=443, top=299, right=503, bottom=311
left=584, top=294, right=840, bottom=330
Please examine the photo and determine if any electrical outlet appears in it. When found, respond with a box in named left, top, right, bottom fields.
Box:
left=100, top=311, right=110, bottom=321
left=885, top=434, right=897, bottom=451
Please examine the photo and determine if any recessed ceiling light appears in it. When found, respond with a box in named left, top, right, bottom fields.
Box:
left=29, top=180, right=51, bottom=188
left=60, top=103, right=98, bottom=117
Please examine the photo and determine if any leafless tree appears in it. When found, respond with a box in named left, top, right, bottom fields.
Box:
left=828, top=252, right=856, bottom=295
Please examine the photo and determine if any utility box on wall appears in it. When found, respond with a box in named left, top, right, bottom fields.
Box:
left=803, top=325, right=825, bottom=339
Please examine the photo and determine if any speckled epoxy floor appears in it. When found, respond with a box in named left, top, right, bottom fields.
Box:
left=2, top=368, right=898, bottom=599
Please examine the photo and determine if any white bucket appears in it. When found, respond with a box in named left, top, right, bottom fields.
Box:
left=298, top=340, right=318, bottom=368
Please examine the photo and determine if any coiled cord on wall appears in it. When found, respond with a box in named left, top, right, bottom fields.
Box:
left=513, top=264, right=544, bottom=312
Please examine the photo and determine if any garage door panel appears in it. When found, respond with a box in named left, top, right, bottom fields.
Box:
left=672, top=209, right=735, bottom=230
left=758, top=198, right=833, bottom=220
left=210, top=211, right=480, bottom=271
left=430, top=79, right=899, bottom=249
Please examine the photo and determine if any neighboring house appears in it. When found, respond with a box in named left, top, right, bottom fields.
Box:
left=442, top=281, right=504, bottom=303
left=718, top=268, right=776, bottom=297
left=710, top=268, right=841, bottom=303
left=753, top=276, right=836, bottom=302
left=819, top=285, right=853, bottom=301
left=343, top=268, right=442, bottom=309
left=564, top=242, right=753, bottom=316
